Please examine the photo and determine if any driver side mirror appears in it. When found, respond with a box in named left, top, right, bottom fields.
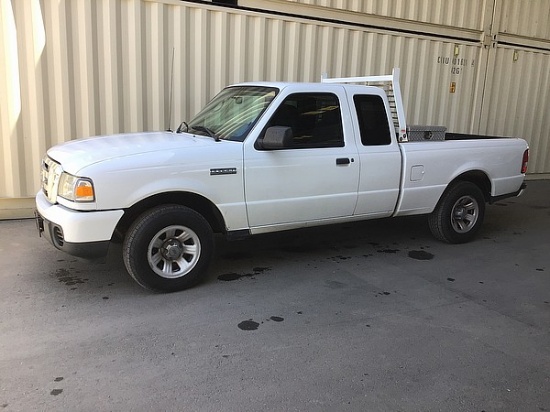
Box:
left=260, top=126, right=294, bottom=150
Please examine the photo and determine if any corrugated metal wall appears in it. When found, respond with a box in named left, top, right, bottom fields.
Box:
left=482, top=0, right=550, bottom=173
left=498, top=0, right=550, bottom=40
left=282, top=0, right=488, bottom=31
left=1, top=0, right=549, bottom=218
left=479, top=47, right=550, bottom=171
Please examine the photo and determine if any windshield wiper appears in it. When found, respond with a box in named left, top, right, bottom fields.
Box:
left=190, top=125, right=220, bottom=142
left=176, top=121, right=189, bottom=133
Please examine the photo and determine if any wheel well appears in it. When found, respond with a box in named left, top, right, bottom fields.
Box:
left=113, top=192, right=226, bottom=242
left=449, top=171, right=491, bottom=202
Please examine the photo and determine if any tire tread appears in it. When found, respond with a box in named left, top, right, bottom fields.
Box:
left=428, top=181, right=485, bottom=244
left=122, top=204, right=213, bottom=292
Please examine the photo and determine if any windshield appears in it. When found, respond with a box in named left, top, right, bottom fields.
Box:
left=187, top=86, right=278, bottom=142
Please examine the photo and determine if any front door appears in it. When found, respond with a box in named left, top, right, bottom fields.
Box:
left=244, top=89, right=360, bottom=228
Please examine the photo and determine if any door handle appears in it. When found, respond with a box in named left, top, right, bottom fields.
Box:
left=336, top=158, right=351, bottom=165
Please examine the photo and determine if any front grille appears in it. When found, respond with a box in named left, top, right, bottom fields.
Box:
left=41, top=156, right=62, bottom=203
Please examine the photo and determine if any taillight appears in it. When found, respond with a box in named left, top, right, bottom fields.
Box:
left=521, top=149, right=529, bottom=174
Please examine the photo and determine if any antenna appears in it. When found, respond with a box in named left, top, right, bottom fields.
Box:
left=167, top=47, right=175, bottom=131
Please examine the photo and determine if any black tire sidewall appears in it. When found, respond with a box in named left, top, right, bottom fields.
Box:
left=432, top=182, right=485, bottom=244
left=123, top=205, right=214, bottom=292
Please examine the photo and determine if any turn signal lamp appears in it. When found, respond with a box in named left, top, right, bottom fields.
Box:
left=58, top=173, right=95, bottom=202
left=75, top=181, right=94, bottom=199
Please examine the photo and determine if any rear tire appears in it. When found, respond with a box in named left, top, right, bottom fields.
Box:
left=123, top=205, right=214, bottom=292
left=428, top=181, right=485, bottom=244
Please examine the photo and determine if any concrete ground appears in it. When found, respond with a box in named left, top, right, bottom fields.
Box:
left=0, top=180, right=549, bottom=412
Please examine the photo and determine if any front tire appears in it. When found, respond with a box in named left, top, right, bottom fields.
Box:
left=428, top=181, right=485, bottom=244
left=123, top=205, right=214, bottom=292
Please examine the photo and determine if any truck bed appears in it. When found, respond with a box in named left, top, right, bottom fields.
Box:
left=445, top=133, right=518, bottom=140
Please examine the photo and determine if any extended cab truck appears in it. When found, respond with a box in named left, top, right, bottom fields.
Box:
left=35, top=69, right=529, bottom=292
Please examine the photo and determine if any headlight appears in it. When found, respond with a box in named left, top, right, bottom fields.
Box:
left=58, top=172, right=95, bottom=202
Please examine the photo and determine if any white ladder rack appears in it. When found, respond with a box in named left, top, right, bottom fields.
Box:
left=321, top=68, right=408, bottom=142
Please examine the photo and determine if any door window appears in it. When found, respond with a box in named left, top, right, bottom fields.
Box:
left=262, top=93, right=344, bottom=148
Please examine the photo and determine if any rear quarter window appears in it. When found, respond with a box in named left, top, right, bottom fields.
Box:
left=354, top=95, right=392, bottom=146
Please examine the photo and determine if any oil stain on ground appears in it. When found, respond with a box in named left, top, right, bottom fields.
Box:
left=54, top=268, right=88, bottom=286
left=238, top=320, right=260, bottom=331
left=238, top=316, right=284, bottom=330
left=408, top=250, right=434, bottom=260
left=218, top=267, right=271, bottom=281
left=378, top=249, right=400, bottom=254
left=217, top=273, right=242, bottom=281
left=50, top=376, right=64, bottom=396
left=328, top=255, right=352, bottom=262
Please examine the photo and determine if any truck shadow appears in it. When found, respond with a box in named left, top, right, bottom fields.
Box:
left=214, top=215, right=431, bottom=265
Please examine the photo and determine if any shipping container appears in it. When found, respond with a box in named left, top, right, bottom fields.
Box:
left=1, top=0, right=549, bottom=218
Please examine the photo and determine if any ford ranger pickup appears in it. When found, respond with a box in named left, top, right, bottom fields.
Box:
left=35, top=69, right=529, bottom=292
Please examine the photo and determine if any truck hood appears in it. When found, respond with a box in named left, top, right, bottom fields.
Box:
left=47, top=131, right=214, bottom=174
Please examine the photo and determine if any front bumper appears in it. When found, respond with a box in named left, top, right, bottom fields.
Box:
left=35, top=191, right=124, bottom=259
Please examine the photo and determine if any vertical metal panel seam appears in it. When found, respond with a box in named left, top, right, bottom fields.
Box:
left=0, top=0, right=21, bottom=196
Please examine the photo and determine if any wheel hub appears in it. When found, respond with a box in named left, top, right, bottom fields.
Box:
left=451, top=195, right=479, bottom=233
left=147, top=224, right=202, bottom=279
left=161, top=239, right=184, bottom=261
left=454, top=206, right=466, bottom=220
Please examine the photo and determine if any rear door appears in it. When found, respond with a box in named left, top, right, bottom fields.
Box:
left=347, top=88, right=402, bottom=217
left=243, top=86, right=360, bottom=227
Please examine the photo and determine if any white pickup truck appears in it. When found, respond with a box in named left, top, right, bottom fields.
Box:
left=36, top=69, right=529, bottom=292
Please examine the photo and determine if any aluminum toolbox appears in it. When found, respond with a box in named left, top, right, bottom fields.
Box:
left=406, top=125, right=447, bottom=141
